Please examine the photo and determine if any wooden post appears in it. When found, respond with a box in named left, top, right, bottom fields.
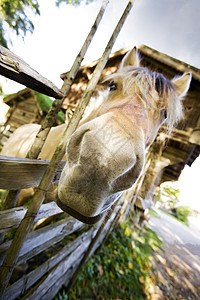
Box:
left=0, top=1, right=135, bottom=295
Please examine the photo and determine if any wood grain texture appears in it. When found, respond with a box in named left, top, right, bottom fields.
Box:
left=0, top=45, right=63, bottom=99
left=0, top=202, right=63, bottom=233
left=0, top=217, right=83, bottom=266
left=0, top=156, right=65, bottom=189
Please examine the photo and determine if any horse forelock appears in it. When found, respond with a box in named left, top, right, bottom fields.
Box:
left=105, top=66, right=183, bottom=131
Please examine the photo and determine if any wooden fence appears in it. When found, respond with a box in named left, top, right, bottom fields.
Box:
left=0, top=1, right=138, bottom=298
left=0, top=194, right=127, bottom=299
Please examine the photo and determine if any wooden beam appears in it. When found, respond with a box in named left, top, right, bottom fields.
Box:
left=0, top=217, right=83, bottom=266
left=139, top=45, right=200, bottom=81
left=0, top=202, right=63, bottom=233
left=161, top=146, right=189, bottom=164
left=0, top=156, right=65, bottom=190
left=0, top=46, right=64, bottom=99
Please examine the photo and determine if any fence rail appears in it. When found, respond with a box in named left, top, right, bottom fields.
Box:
left=0, top=156, right=65, bottom=190
left=0, top=201, right=62, bottom=233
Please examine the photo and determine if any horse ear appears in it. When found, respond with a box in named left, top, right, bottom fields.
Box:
left=172, top=72, right=192, bottom=98
left=119, top=47, right=140, bottom=69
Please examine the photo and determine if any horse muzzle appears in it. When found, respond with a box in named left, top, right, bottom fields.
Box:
left=56, top=113, right=145, bottom=224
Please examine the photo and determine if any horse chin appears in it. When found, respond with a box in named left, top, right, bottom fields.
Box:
left=57, top=186, right=103, bottom=216
left=56, top=196, right=104, bottom=224
left=56, top=190, right=123, bottom=224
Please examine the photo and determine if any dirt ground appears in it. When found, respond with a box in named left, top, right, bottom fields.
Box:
left=148, top=210, right=200, bottom=299
left=148, top=250, right=200, bottom=299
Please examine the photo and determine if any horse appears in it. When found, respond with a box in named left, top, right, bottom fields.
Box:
left=1, top=47, right=191, bottom=223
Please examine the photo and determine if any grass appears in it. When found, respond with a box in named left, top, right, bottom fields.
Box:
left=149, top=208, right=160, bottom=218
left=55, top=217, right=163, bottom=300
left=158, top=208, right=190, bottom=227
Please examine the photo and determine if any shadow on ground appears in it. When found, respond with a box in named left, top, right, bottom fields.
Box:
left=148, top=209, right=200, bottom=299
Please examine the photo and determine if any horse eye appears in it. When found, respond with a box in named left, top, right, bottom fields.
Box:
left=109, top=81, right=117, bottom=91
left=162, top=109, right=167, bottom=120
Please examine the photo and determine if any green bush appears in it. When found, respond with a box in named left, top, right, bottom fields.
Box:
left=34, top=91, right=65, bottom=124
left=176, top=206, right=191, bottom=226
left=56, top=220, right=163, bottom=300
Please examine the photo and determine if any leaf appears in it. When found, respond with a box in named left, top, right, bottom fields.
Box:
left=142, top=264, right=148, bottom=270
left=139, top=276, right=145, bottom=284
left=128, top=262, right=133, bottom=269
left=125, top=227, right=131, bottom=237
left=165, top=266, right=175, bottom=277
left=98, top=264, right=104, bottom=276
left=156, top=254, right=167, bottom=265
left=118, top=269, right=124, bottom=275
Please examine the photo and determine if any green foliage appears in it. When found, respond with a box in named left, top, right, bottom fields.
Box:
left=56, top=221, right=163, bottom=299
left=0, top=0, right=40, bottom=47
left=56, top=0, right=95, bottom=7
left=149, top=208, right=160, bottom=218
left=34, top=91, right=65, bottom=124
left=0, top=82, right=3, bottom=95
left=155, top=185, right=180, bottom=209
left=0, top=21, right=7, bottom=47
left=0, top=0, right=95, bottom=47
left=176, top=206, right=191, bottom=226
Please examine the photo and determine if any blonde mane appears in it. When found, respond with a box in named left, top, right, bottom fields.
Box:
left=106, top=66, right=183, bottom=131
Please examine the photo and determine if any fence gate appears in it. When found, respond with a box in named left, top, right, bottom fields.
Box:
left=0, top=1, right=137, bottom=299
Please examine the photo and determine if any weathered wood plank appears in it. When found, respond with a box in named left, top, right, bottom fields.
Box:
left=3, top=229, right=93, bottom=300
left=25, top=204, right=121, bottom=300
left=0, top=202, right=63, bottom=233
left=162, top=146, right=189, bottom=164
left=23, top=233, right=92, bottom=300
left=0, top=45, right=64, bottom=99
left=0, top=156, right=66, bottom=189
left=0, top=217, right=83, bottom=266
left=3, top=202, right=121, bottom=300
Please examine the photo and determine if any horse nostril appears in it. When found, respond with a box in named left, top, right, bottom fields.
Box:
left=67, top=127, right=90, bottom=163
left=70, top=128, right=90, bottom=147
left=110, top=154, right=144, bottom=193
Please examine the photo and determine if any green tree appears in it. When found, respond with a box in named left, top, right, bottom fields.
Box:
left=0, top=0, right=40, bottom=47
left=0, top=0, right=94, bottom=48
left=56, top=0, right=95, bottom=6
left=155, top=185, right=180, bottom=209
left=176, top=206, right=191, bottom=226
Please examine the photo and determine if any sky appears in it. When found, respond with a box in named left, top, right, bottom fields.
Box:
left=0, top=0, right=200, bottom=209
left=1, top=0, right=200, bottom=93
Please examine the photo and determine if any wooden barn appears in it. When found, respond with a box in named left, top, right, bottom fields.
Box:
left=0, top=88, right=65, bottom=149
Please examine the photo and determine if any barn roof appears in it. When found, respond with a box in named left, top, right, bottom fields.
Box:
left=61, top=45, right=200, bottom=183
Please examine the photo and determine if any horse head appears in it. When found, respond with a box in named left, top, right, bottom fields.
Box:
left=57, top=47, right=192, bottom=223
